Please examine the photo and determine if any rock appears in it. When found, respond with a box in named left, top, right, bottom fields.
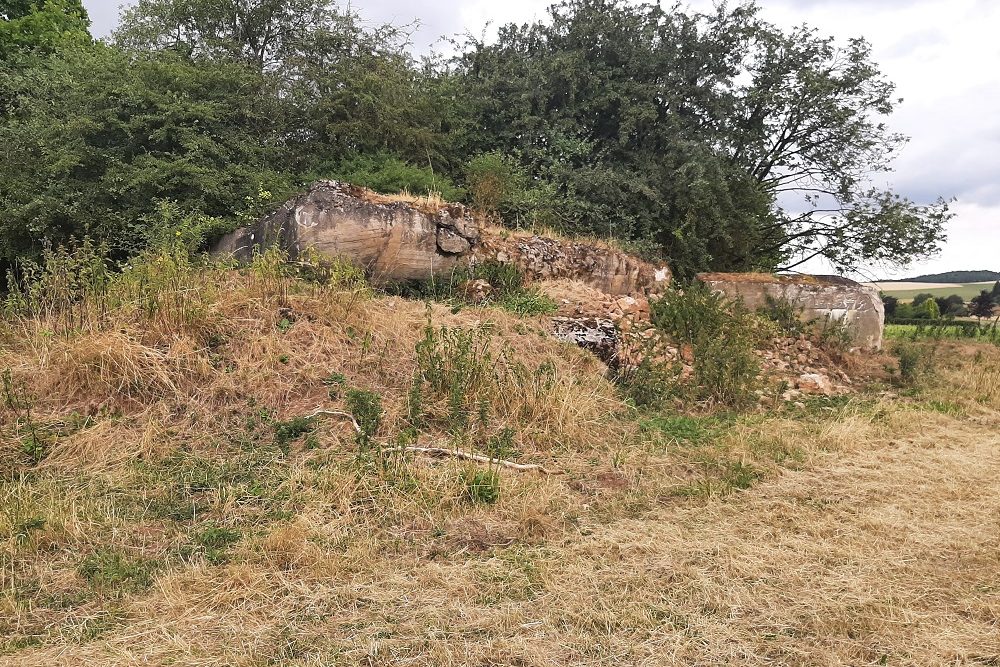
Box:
left=213, top=180, right=671, bottom=297
left=212, top=180, right=481, bottom=282
left=473, top=234, right=670, bottom=296
left=459, top=279, right=493, bottom=304
left=437, top=227, right=471, bottom=254
left=796, top=373, right=834, bottom=396
left=552, top=317, right=619, bottom=365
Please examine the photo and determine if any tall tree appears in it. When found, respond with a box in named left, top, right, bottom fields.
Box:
left=970, top=290, right=997, bottom=322
left=725, top=21, right=951, bottom=271
left=0, top=0, right=91, bottom=59
left=0, top=45, right=290, bottom=263
left=453, top=0, right=951, bottom=275
left=454, top=0, right=780, bottom=276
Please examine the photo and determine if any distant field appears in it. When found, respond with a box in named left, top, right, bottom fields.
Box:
left=885, top=322, right=1000, bottom=343
left=868, top=281, right=997, bottom=301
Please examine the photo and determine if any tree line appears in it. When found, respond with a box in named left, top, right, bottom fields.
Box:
left=1, top=0, right=953, bottom=279
left=883, top=282, right=1000, bottom=322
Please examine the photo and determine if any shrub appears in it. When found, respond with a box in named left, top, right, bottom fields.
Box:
left=759, top=295, right=807, bottom=336
left=894, top=341, right=936, bottom=387
left=326, top=153, right=463, bottom=201
left=387, top=261, right=556, bottom=317
left=650, top=282, right=763, bottom=407
left=465, top=152, right=526, bottom=219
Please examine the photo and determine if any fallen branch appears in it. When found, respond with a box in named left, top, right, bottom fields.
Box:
left=306, top=407, right=561, bottom=474
left=385, top=446, right=563, bottom=475
left=305, top=408, right=361, bottom=433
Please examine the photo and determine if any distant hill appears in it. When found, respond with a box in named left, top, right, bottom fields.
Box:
left=896, top=270, right=1000, bottom=284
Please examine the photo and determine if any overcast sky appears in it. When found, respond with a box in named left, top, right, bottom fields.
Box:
left=82, top=0, right=999, bottom=279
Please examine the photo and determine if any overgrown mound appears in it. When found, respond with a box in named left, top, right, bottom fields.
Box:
left=3, top=246, right=1000, bottom=664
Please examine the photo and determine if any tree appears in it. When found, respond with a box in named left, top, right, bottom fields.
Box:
left=454, top=0, right=780, bottom=277
left=0, top=0, right=91, bottom=59
left=912, top=293, right=934, bottom=307
left=725, top=20, right=952, bottom=272
left=970, top=290, right=997, bottom=322
left=881, top=294, right=898, bottom=318
left=918, top=297, right=940, bottom=320
left=0, top=45, right=291, bottom=264
left=991, top=281, right=1000, bottom=303
left=116, top=0, right=457, bottom=176
left=453, top=0, right=950, bottom=275
left=934, top=294, right=965, bottom=317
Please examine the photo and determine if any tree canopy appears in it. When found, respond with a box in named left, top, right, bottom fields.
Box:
left=0, top=0, right=953, bottom=278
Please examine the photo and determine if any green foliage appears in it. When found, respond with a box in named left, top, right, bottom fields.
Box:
left=189, top=523, right=241, bottom=565
left=651, top=283, right=763, bottom=406
left=0, top=45, right=291, bottom=266
left=389, top=261, right=557, bottom=317
left=0, top=0, right=91, bottom=59
left=759, top=295, right=807, bottom=336
left=78, top=549, right=160, bottom=594
left=881, top=294, right=898, bottom=318
left=272, top=416, right=315, bottom=450
left=613, top=354, right=676, bottom=410
left=414, top=318, right=494, bottom=436
left=1, top=369, right=47, bottom=464
left=324, top=153, right=462, bottom=201
left=970, top=290, right=998, bottom=320
left=893, top=342, right=936, bottom=387
left=906, top=270, right=1000, bottom=283
left=461, top=468, right=501, bottom=504
left=345, top=389, right=383, bottom=451
left=0, top=0, right=951, bottom=280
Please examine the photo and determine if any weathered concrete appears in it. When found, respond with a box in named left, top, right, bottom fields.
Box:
left=212, top=181, right=479, bottom=281
left=212, top=181, right=671, bottom=296
left=696, top=273, right=885, bottom=350
left=473, top=233, right=670, bottom=296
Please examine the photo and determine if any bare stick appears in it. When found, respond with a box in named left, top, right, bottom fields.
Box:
left=306, top=408, right=361, bottom=433
left=306, top=408, right=561, bottom=474
left=385, top=446, right=563, bottom=475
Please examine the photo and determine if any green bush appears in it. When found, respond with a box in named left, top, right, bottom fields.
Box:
left=759, top=295, right=807, bottom=336
left=894, top=341, right=936, bottom=387
left=326, top=153, right=463, bottom=201
left=650, top=282, right=763, bottom=407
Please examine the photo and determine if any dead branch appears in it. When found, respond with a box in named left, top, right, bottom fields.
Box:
left=385, top=446, right=563, bottom=475
left=306, top=407, right=561, bottom=474
left=306, top=408, right=361, bottom=433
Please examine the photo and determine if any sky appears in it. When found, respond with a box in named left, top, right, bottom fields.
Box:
left=81, top=0, right=999, bottom=280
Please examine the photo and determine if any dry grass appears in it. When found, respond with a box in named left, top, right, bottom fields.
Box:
left=2, top=260, right=999, bottom=666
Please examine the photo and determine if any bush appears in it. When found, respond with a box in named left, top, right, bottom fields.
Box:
left=650, top=283, right=763, bottom=407
left=758, top=295, right=807, bottom=336
left=387, top=261, right=556, bottom=317
left=893, top=341, right=936, bottom=387
left=326, top=153, right=463, bottom=201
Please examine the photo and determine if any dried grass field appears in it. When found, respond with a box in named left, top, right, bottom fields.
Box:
left=2, top=254, right=999, bottom=666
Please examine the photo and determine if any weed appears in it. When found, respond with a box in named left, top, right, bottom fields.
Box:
left=78, top=549, right=160, bottom=594
left=643, top=415, right=712, bottom=448
left=651, top=283, right=763, bottom=407
left=462, top=468, right=501, bottom=504
left=273, top=415, right=315, bottom=450
left=759, top=295, right=807, bottom=336
left=894, top=341, right=936, bottom=387
left=323, top=372, right=348, bottom=399
left=346, top=389, right=383, bottom=451
left=2, top=369, right=47, bottom=464
left=189, top=523, right=241, bottom=565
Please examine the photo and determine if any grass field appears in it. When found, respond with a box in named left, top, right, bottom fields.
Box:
left=886, top=322, right=1000, bottom=343
left=870, top=281, right=997, bottom=302
left=3, top=258, right=1000, bottom=666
